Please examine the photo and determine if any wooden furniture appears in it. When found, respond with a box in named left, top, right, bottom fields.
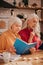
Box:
left=11, top=6, right=43, bottom=22
left=41, top=0, right=43, bottom=19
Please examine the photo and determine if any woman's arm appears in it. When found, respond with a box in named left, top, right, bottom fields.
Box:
left=0, top=33, right=16, bottom=54
left=28, top=31, right=37, bottom=53
left=28, top=31, right=35, bottom=43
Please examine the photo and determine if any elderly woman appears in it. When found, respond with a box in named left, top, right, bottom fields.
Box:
left=19, top=13, right=41, bottom=53
left=0, top=16, right=22, bottom=54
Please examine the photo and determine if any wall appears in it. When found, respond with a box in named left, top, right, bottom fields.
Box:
left=41, top=0, right=43, bottom=33
left=0, top=9, right=10, bottom=34
left=4, top=0, right=41, bottom=7
left=0, top=0, right=41, bottom=34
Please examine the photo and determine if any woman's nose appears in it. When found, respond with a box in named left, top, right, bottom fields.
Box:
left=34, top=22, right=37, bottom=25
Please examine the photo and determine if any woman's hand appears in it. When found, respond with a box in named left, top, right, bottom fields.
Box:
left=7, top=46, right=16, bottom=54
left=28, top=31, right=35, bottom=43
left=30, top=47, right=36, bottom=54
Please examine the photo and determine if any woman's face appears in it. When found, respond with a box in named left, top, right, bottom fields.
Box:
left=27, top=18, right=38, bottom=30
left=11, top=23, right=22, bottom=33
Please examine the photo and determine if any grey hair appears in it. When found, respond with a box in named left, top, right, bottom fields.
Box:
left=34, top=21, right=41, bottom=38
left=9, top=16, right=22, bottom=29
left=22, top=13, right=40, bottom=38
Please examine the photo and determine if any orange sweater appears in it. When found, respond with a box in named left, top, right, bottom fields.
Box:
left=0, top=30, right=20, bottom=53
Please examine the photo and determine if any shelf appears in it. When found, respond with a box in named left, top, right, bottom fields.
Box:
left=0, top=6, right=43, bottom=10
left=15, top=6, right=43, bottom=10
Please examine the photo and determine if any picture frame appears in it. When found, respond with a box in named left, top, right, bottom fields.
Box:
left=0, top=9, right=11, bottom=34
left=0, top=18, right=9, bottom=34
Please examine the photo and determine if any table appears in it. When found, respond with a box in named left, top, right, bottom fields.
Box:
left=0, top=50, right=43, bottom=65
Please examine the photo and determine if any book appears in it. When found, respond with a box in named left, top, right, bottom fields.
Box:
left=14, top=38, right=37, bottom=54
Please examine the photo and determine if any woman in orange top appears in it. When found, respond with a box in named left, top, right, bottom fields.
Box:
left=0, top=16, right=22, bottom=54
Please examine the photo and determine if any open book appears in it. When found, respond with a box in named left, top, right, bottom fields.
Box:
left=14, top=38, right=37, bottom=54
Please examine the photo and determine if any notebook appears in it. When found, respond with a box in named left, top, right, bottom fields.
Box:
left=14, top=38, right=37, bottom=54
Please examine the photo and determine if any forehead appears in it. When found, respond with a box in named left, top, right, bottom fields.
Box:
left=29, top=17, right=38, bottom=22
left=12, top=22, right=21, bottom=26
left=32, top=18, right=38, bottom=22
left=27, top=18, right=38, bottom=24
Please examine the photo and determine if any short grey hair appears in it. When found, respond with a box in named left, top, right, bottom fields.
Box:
left=9, top=16, right=22, bottom=29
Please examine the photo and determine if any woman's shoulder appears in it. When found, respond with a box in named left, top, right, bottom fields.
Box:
left=1, top=30, right=9, bottom=37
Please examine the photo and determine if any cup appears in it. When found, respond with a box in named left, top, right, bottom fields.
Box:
left=3, top=52, right=11, bottom=63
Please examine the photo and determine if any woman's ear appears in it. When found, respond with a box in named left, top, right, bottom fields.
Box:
left=11, top=26, right=12, bottom=29
left=11, top=24, right=13, bottom=29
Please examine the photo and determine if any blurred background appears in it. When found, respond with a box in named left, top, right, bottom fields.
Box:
left=0, top=0, right=43, bottom=40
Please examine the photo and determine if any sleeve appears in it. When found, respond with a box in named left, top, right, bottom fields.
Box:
left=18, top=30, right=27, bottom=42
left=18, top=30, right=24, bottom=39
left=32, top=35, right=41, bottom=50
left=0, top=33, right=16, bottom=54
left=0, top=33, right=7, bottom=53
